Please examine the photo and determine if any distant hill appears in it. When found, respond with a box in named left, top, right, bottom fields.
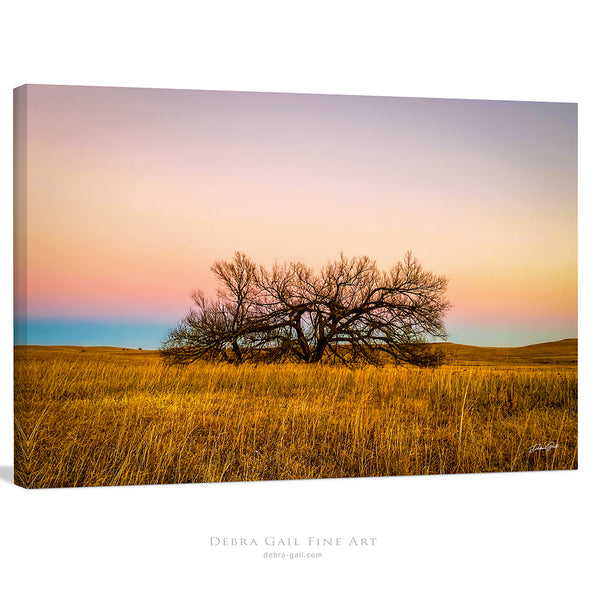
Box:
left=16, top=345, right=152, bottom=353
left=436, top=338, right=577, bottom=366
left=14, top=345, right=153, bottom=363
left=16, top=339, right=577, bottom=368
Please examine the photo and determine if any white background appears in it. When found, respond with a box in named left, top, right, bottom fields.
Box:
left=1, top=2, right=598, bottom=598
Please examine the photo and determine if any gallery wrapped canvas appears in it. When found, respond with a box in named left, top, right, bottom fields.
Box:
left=13, top=85, right=577, bottom=488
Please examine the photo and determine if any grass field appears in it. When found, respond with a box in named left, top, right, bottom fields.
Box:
left=14, top=340, right=577, bottom=488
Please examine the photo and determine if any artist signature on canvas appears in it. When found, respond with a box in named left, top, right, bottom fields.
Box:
left=528, top=441, right=559, bottom=454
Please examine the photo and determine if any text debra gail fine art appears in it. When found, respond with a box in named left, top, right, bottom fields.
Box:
left=14, top=85, right=577, bottom=488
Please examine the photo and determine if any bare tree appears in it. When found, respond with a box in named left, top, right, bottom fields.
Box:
left=161, top=252, right=261, bottom=365
left=160, top=252, right=450, bottom=367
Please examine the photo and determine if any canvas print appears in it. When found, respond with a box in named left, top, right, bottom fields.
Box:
left=13, top=85, right=577, bottom=488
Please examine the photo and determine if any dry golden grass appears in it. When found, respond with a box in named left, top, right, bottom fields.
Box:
left=14, top=343, right=577, bottom=488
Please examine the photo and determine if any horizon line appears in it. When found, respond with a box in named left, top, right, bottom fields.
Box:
left=14, top=338, right=578, bottom=352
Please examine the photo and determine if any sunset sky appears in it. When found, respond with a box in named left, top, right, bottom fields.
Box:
left=15, top=85, right=577, bottom=348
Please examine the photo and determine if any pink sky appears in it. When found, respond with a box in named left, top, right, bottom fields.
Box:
left=15, top=85, right=577, bottom=346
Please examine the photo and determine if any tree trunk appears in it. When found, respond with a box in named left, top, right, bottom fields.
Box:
left=231, top=340, right=242, bottom=365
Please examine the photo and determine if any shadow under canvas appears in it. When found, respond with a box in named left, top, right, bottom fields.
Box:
left=0, top=466, right=14, bottom=485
